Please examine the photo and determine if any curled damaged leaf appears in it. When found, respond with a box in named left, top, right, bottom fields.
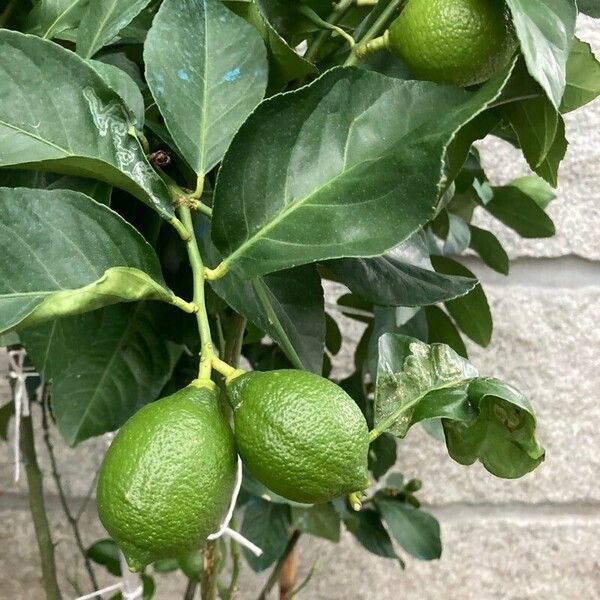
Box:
left=0, top=187, right=177, bottom=334
left=374, top=334, right=545, bottom=479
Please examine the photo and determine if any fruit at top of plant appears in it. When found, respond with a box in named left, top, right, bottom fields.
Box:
left=386, top=0, right=517, bottom=86
left=96, top=382, right=237, bottom=571
left=227, top=369, right=370, bottom=504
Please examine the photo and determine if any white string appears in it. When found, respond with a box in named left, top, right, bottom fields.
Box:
left=74, top=582, right=122, bottom=600
left=207, top=456, right=263, bottom=557
left=7, top=349, right=39, bottom=482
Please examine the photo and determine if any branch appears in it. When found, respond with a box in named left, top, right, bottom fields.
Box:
left=257, top=531, right=301, bottom=600
left=184, top=578, right=197, bottom=600
left=20, top=408, right=63, bottom=599
left=201, top=540, right=219, bottom=600
left=40, top=392, right=99, bottom=591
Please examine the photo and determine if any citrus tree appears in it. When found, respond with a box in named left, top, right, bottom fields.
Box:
left=1, top=0, right=599, bottom=598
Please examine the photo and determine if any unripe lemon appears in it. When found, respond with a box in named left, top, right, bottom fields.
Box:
left=96, top=382, right=236, bottom=571
left=387, top=0, right=517, bottom=86
left=227, top=370, right=369, bottom=504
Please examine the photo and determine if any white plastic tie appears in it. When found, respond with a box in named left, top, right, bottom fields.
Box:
left=207, top=456, right=263, bottom=557
left=74, top=552, right=143, bottom=600
left=7, top=349, right=39, bottom=482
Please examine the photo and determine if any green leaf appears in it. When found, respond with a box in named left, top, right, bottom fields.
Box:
left=375, top=496, right=441, bottom=561
left=240, top=499, right=290, bottom=572
left=325, top=313, right=342, bottom=356
left=0, top=401, right=15, bottom=441
left=0, top=170, right=112, bottom=205
left=374, top=335, right=545, bottom=478
left=89, top=59, right=145, bottom=128
left=444, top=377, right=546, bottom=478
left=326, top=232, right=476, bottom=307
left=425, top=306, right=467, bottom=358
left=77, top=0, right=153, bottom=58
left=503, top=95, right=568, bottom=186
left=509, top=175, right=556, bottom=209
left=201, top=222, right=324, bottom=373
left=368, top=433, right=397, bottom=480
left=345, top=509, right=399, bottom=561
left=212, top=65, right=513, bottom=278
left=431, top=256, right=493, bottom=347
left=0, top=30, right=173, bottom=219
left=0, top=188, right=174, bottom=335
left=485, top=185, right=556, bottom=238
left=578, top=0, right=600, bottom=18
left=144, top=0, right=268, bottom=177
left=505, top=0, right=577, bottom=108
left=291, top=503, right=341, bottom=542
left=561, top=38, right=600, bottom=112
left=442, top=213, right=471, bottom=256
left=469, top=225, right=509, bottom=275
left=374, top=334, right=477, bottom=438
left=86, top=539, right=121, bottom=576
left=21, top=302, right=181, bottom=445
left=227, top=0, right=317, bottom=91
left=25, top=0, right=88, bottom=40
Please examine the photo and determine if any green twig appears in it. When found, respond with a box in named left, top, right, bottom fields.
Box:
left=227, top=513, right=241, bottom=599
left=40, top=393, right=99, bottom=592
left=345, top=0, right=405, bottom=66
left=257, top=531, right=302, bottom=600
left=20, top=409, right=63, bottom=600
left=283, top=561, right=317, bottom=600
left=297, top=5, right=355, bottom=48
left=305, top=0, right=355, bottom=63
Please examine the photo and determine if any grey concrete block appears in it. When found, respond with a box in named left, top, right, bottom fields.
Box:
left=474, top=15, right=600, bottom=261
left=292, top=512, right=600, bottom=600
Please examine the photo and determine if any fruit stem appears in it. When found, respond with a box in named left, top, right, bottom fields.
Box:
left=178, top=195, right=216, bottom=380
left=345, top=0, right=406, bottom=66
left=353, top=33, right=389, bottom=60
left=212, top=357, right=245, bottom=382
left=304, top=0, right=355, bottom=63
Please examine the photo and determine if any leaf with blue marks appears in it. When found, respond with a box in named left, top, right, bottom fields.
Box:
left=144, top=0, right=268, bottom=177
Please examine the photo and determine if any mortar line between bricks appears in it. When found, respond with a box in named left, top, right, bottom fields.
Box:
left=459, top=255, right=600, bottom=289
left=2, top=492, right=600, bottom=523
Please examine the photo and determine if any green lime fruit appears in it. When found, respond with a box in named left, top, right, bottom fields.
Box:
left=96, top=382, right=237, bottom=571
left=386, top=0, right=517, bottom=86
left=227, top=370, right=370, bottom=504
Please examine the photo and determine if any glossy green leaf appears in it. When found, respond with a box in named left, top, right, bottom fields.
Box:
left=368, top=433, right=397, bottom=480
left=228, top=0, right=317, bottom=91
left=442, top=213, right=471, bottom=256
left=0, top=188, right=174, bottom=335
left=444, top=377, right=546, bottom=478
left=485, top=185, right=556, bottom=238
left=425, top=306, right=467, bottom=358
left=327, top=232, right=476, bottom=308
left=89, top=59, right=145, bottom=128
left=21, top=302, right=181, bottom=445
left=509, top=175, right=556, bottom=209
left=240, top=499, right=290, bottom=572
left=212, top=65, right=513, bottom=278
left=86, top=539, right=121, bottom=576
left=0, top=170, right=112, bottom=205
left=291, top=503, right=341, bottom=542
left=325, top=313, right=342, bottom=356
left=561, top=38, right=600, bottom=112
left=345, top=509, right=399, bottom=561
left=25, top=0, right=88, bottom=40
left=431, top=256, right=493, bottom=347
left=375, top=496, right=441, bottom=561
left=578, top=0, right=600, bottom=17
left=505, top=0, right=577, bottom=108
left=0, top=31, right=173, bottom=219
left=469, top=225, right=509, bottom=275
left=77, top=0, right=153, bottom=58
left=144, top=0, right=268, bottom=177
left=374, top=334, right=477, bottom=438
left=201, top=221, right=325, bottom=373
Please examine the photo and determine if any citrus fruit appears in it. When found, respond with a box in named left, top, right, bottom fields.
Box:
left=96, top=381, right=237, bottom=571
left=227, top=370, right=369, bottom=504
left=386, top=0, right=517, bottom=86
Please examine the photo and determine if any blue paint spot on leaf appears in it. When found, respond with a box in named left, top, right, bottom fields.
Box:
left=177, top=69, right=190, bottom=82
left=223, top=67, right=241, bottom=82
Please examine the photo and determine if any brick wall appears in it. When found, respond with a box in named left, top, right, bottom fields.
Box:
left=1, top=15, right=599, bottom=600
